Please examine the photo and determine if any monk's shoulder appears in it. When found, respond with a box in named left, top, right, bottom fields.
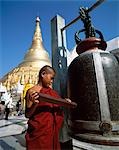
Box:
left=27, top=86, right=36, bottom=93
left=28, top=85, right=42, bottom=93
left=25, top=86, right=35, bottom=96
left=25, top=86, right=37, bottom=100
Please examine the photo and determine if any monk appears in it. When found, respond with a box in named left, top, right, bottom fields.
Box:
left=25, top=65, right=65, bottom=150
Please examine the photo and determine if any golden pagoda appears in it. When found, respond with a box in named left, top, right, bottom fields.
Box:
left=0, top=16, right=51, bottom=95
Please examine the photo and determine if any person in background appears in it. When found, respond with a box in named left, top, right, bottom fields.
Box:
left=5, top=101, right=10, bottom=120
left=5, top=95, right=13, bottom=120
left=25, top=65, right=65, bottom=150
left=0, top=101, right=5, bottom=120
left=16, top=100, right=20, bottom=114
left=16, top=99, right=23, bottom=116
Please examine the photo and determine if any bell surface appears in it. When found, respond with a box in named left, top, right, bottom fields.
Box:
left=68, top=37, right=119, bottom=145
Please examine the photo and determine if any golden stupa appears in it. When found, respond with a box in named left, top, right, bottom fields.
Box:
left=0, top=17, right=51, bottom=91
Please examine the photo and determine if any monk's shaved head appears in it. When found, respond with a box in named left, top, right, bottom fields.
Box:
left=38, top=65, right=55, bottom=83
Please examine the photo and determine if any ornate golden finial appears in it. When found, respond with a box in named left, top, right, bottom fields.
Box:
left=18, top=16, right=51, bottom=68
left=28, top=65, right=32, bottom=84
left=36, top=16, right=40, bottom=22
left=20, top=68, right=25, bottom=85
left=31, top=16, right=44, bottom=49
left=6, top=74, right=11, bottom=91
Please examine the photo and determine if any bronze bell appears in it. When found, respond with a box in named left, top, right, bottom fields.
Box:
left=68, top=7, right=119, bottom=146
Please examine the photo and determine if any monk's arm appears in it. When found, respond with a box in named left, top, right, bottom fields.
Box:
left=25, top=90, right=39, bottom=118
left=25, top=103, right=39, bottom=118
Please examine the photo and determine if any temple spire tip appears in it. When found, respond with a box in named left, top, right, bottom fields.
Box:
left=36, top=16, right=40, bottom=22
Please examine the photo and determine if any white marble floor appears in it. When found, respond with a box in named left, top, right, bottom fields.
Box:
left=0, top=115, right=28, bottom=137
left=0, top=115, right=27, bottom=150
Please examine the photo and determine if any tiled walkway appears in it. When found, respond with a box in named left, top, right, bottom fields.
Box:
left=0, top=115, right=28, bottom=150
left=0, top=115, right=27, bottom=137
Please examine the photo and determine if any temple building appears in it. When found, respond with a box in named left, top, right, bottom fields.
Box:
left=0, top=17, right=51, bottom=106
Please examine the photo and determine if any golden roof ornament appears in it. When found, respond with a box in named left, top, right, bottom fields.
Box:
left=19, top=16, right=51, bottom=67
left=32, top=16, right=43, bottom=49
left=6, top=74, right=11, bottom=91
left=20, top=68, right=25, bottom=85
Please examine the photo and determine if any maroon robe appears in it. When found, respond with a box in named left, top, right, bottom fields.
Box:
left=25, top=87, right=64, bottom=150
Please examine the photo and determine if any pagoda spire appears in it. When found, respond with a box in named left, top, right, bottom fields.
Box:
left=19, top=16, right=51, bottom=67
left=31, top=16, right=44, bottom=50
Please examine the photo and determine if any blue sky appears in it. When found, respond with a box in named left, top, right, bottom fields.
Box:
left=0, top=0, right=119, bottom=78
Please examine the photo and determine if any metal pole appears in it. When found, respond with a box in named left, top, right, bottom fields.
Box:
left=61, top=0, right=105, bottom=32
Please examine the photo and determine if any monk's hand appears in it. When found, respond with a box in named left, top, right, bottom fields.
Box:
left=65, top=98, right=72, bottom=103
left=29, top=90, right=39, bottom=103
